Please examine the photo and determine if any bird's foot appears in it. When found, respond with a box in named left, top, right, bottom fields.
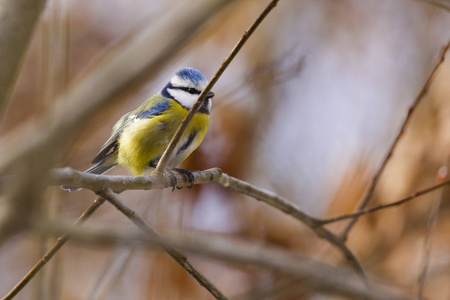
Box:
left=165, top=169, right=178, bottom=192
left=172, top=168, right=195, bottom=189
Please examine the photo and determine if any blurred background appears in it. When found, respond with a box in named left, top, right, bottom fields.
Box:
left=1, top=0, right=450, bottom=299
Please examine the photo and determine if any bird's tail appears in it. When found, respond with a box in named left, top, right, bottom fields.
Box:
left=61, top=163, right=115, bottom=192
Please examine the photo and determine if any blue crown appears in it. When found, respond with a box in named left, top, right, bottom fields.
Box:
left=176, top=67, right=207, bottom=84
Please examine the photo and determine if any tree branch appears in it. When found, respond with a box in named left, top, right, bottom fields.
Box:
left=154, top=0, right=280, bottom=174
left=319, top=179, right=450, bottom=224
left=52, top=168, right=366, bottom=279
left=340, top=41, right=450, bottom=240
left=99, top=188, right=229, bottom=300
left=1, top=198, right=106, bottom=300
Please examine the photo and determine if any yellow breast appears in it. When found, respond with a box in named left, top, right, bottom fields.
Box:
left=117, top=100, right=209, bottom=175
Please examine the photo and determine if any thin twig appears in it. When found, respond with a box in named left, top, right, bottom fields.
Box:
left=40, top=222, right=409, bottom=300
left=416, top=0, right=450, bottom=12
left=99, top=188, right=229, bottom=300
left=319, top=179, right=450, bottom=224
left=341, top=41, right=450, bottom=240
left=154, top=0, right=280, bottom=174
left=215, top=173, right=367, bottom=280
left=415, top=166, right=446, bottom=299
left=1, top=197, right=106, bottom=300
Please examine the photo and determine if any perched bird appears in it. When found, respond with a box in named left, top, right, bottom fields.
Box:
left=62, top=67, right=214, bottom=192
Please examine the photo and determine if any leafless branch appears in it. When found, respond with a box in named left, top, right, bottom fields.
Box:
left=319, top=178, right=450, bottom=224
left=154, top=0, right=280, bottom=174
left=415, top=166, right=446, bottom=299
left=39, top=221, right=410, bottom=300
left=51, top=168, right=366, bottom=279
left=1, top=198, right=106, bottom=300
left=99, top=188, right=229, bottom=300
left=340, top=41, right=450, bottom=240
left=416, top=0, right=450, bottom=11
left=0, top=0, right=46, bottom=121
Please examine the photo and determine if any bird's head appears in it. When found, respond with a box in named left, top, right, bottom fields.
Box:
left=161, top=67, right=215, bottom=113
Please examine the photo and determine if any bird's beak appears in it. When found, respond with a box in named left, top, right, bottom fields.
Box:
left=207, top=91, right=215, bottom=98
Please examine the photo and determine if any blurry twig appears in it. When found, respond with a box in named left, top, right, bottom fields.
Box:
left=415, top=166, right=446, bottom=299
left=218, top=49, right=305, bottom=103
left=99, top=188, right=229, bottom=300
left=1, top=198, right=106, bottom=300
left=0, top=0, right=46, bottom=121
left=319, top=178, right=450, bottom=224
left=340, top=41, right=450, bottom=240
left=40, top=222, right=409, bottom=300
left=416, top=0, right=450, bottom=11
left=154, top=0, right=280, bottom=174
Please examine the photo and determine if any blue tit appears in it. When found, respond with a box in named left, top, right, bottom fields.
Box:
left=62, top=67, right=214, bottom=192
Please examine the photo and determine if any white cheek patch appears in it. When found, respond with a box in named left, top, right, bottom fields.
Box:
left=167, top=88, right=198, bottom=109
left=170, top=76, right=192, bottom=88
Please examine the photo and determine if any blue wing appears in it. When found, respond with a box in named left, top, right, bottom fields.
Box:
left=91, top=99, right=171, bottom=164
left=136, top=100, right=170, bottom=119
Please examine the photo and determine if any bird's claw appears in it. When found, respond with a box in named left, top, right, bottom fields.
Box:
left=165, top=169, right=177, bottom=192
left=172, top=168, right=195, bottom=189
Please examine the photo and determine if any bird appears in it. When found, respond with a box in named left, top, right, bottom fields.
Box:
left=62, top=67, right=214, bottom=192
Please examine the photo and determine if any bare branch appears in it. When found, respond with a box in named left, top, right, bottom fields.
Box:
left=51, top=168, right=366, bottom=279
left=0, top=0, right=46, bottom=120
left=341, top=41, right=450, bottom=239
left=319, top=178, right=450, bottom=225
left=39, top=222, right=410, bottom=300
left=415, top=166, right=446, bottom=299
left=1, top=198, right=106, bottom=300
left=216, top=173, right=367, bottom=280
left=99, top=188, right=229, bottom=300
left=52, top=167, right=223, bottom=193
left=154, top=0, right=280, bottom=174
left=416, top=0, right=450, bottom=11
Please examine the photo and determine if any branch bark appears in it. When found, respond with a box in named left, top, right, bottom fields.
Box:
left=52, top=167, right=366, bottom=279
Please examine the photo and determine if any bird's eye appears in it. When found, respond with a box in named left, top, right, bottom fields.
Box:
left=179, top=87, right=200, bottom=95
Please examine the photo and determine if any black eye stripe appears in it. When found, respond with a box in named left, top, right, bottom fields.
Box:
left=177, top=87, right=200, bottom=95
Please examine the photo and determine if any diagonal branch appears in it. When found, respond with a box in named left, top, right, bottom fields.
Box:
left=154, top=0, right=280, bottom=174
left=99, top=188, right=229, bottom=300
left=215, top=173, right=367, bottom=280
left=1, top=197, right=106, bottom=300
left=319, top=178, right=450, bottom=224
left=340, top=41, right=450, bottom=240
